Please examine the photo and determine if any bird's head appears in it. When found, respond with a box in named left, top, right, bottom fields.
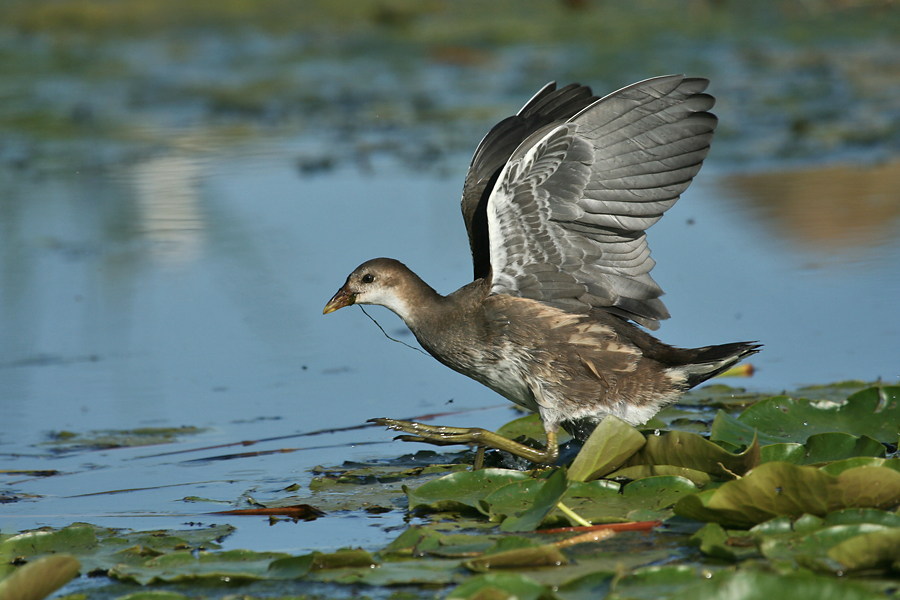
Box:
left=323, top=258, right=416, bottom=319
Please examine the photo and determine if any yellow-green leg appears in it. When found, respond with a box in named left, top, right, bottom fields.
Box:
left=369, top=418, right=559, bottom=466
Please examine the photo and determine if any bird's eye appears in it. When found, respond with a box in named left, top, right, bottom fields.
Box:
left=361, top=273, right=375, bottom=284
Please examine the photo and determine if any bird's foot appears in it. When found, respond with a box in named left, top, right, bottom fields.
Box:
left=368, top=418, right=558, bottom=468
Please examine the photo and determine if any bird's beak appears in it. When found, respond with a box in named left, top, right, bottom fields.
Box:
left=323, top=287, right=355, bottom=314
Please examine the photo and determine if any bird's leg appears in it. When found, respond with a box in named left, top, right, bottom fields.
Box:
left=369, top=418, right=559, bottom=466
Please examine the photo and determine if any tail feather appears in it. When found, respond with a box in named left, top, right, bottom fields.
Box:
left=676, top=341, right=762, bottom=389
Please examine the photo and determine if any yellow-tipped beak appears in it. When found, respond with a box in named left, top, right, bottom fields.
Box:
left=323, top=288, right=355, bottom=314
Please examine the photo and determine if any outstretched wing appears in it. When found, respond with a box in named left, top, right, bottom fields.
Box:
left=485, top=75, right=717, bottom=330
left=461, top=82, right=601, bottom=280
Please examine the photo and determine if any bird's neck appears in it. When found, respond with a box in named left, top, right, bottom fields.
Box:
left=385, top=274, right=443, bottom=331
left=405, top=279, right=489, bottom=346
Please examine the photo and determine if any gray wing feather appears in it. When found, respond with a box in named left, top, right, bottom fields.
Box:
left=486, top=75, right=716, bottom=329
left=461, top=83, right=601, bottom=280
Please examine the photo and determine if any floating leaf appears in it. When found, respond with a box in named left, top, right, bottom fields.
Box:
left=687, top=569, right=884, bottom=600
left=607, top=564, right=701, bottom=598
left=496, top=414, right=557, bottom=442
left=675, top=462, right=900, bottom=528
left=561, top=476, right=697, bottom=524
left=405, top=469, right=531, bottom=513
left=499, top=468, right=569, bottom=533
left=0, top=555, right=80, bottom=600
left=762, top=524, right=891, bottom=571
left=716, top=387, right=900, bottom=445
left=688, top=523, right=747, bottom=561
left=379, top=526, right=448, bottom=557
left=818, top=457, right=900, bottom=476
left=606, top=464, right=712, bottom=486
left=760, top=432, right=885, bottom=465
left=305, top=558, right=465, bottom=586
left=463, top=544, right=568, bottom=572
left=447, top=572, right=554, bottom=600
left=827, top=527, right=900, bottom=572
left=109, top=549, right=290, bottom=585
left=44, top=426, right=207, bottom=452
left=268, top=549, right=377, bottom=578
left=0, top=524, right=99, bottom=557
left=568, top=416, right=646, bottom=482
left=625, top=430, right=759, bottom=478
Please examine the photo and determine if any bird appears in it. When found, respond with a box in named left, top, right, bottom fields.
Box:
left=324, top=75, right=760, bottom=466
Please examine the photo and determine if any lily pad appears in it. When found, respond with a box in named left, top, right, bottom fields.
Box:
left=267, top=548, right=377, bottom=578
left=109, top=549, right=290, bottom=585
left=499, top=467, right=570, bottom=532
left=607, top=564, right=703, bottom=599
left=674, top=462, right=900, bottom=528
left=760, top=432, right=886, bottom=465
left=0, top=523, right=235, bottom=577
left=44, top=426, right=207, bottom=452
left=0, top=555, right=80, bottom=600
left=496, top=413, right=567, bottom=443
left=713, top=387, right=900, bottom=446
left=827, top=527, right=900, bottom=572
left=568, top=416, right=646, bottom=482
left=686, top=569, right=885, bottom=600
left=463, top=543, right=568, bottom=572
left=606, top=464, right=712, bottom=486
left=447, top=572, right=555, bottom=600
left=288, top=456, right=469, bottom=513
left=405, top=469, right=531, bottom=513
left=561, top=476, right=698, bottom=524
left=625, top=430, right=760, bottom=479
left=688, top=523, right=758, bottom=561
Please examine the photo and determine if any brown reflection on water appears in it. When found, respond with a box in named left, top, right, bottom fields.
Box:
left=724, top=159, right=900, bottom=251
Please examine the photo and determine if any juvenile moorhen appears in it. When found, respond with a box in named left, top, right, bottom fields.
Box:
left=324, top=75, right=760, bottom=465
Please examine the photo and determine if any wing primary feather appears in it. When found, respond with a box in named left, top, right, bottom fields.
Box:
left=483, top=75, right=717, bottom=328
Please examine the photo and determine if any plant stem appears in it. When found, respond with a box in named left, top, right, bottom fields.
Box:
left=557, top=501, right=591, bottom=527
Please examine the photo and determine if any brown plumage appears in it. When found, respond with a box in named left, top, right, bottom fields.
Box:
left=324, top=76, right=760, bottom=465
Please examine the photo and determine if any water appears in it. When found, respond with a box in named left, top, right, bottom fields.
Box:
left=2, top=139, right=899, bottom=555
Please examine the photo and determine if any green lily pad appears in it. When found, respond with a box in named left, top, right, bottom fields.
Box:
left=0, top=555, right=81, bottom=600
left=817, top=457, right=900, bottom=476
left=405, top=468, right=531, bottom=513
left=688, top=523, right=757, bottom=561
left=674, top=462, right=900, bottom=528
left=568, top=416, right=646, bottom=482
left=109, top=549, right=290, bottom=585
left=761, top=432, right=886, bottom=465
left=625, top=430, right=760, bottom=479
left=499, top=467, right=569, bottom=532
left=560, top=476, right=698, bottom=524
left=713, top=387, right=900, bottom=446
left=379, top=526, right=450, bottom=557
left=685, top=569, right=885, bottom=600
left=677, top=384, right=768, bottom=410
left=267, top=548, right=377, bottom=578
left=463, top=543, right=568, bottom=572
left=305, top=558, right=466, bottom=586
left=749, top=510, right=900, bottom=574
left=607, top=564, right=702, bottom=599
left=496, top=413, right=570, bottom=443
left=827, top=527, right=900, bottom=572
left=447, top=572, right=555, bottom=600
left=606, top=464, right=712, bottom=486
left=44, top=426, right=207, bottom=452
left=0, top=522, right=236, bottom=577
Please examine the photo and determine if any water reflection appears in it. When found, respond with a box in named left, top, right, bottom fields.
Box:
left=130, top=155, right=206, bottom=265
left=725, top=159, right=900, bottom=253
